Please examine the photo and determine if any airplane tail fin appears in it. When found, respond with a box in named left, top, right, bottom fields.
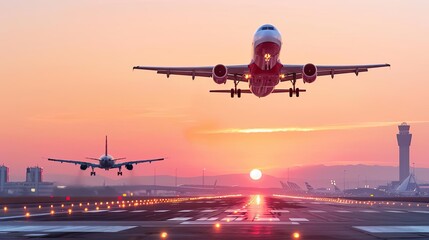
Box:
left=305, top=182, right=314, bottom=191
left=105, top=136, right=108, bottom=156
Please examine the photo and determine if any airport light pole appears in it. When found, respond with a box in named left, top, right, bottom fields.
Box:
left=175, top=168, right=178, bottom=187
left=343, top=170, right=346, bottom=191
left=203, top=168, right=205, bottom=187
left=357, top=175, right=360, bottom=188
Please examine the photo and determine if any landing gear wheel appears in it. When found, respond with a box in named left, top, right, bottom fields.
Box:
left=296, top=88, right=300, bottom=97
left=117, top=172, right=123, bottom=176
left=90, top=172, right=96, bottom=176
left=289, top=88, right=293, bottom=97
left=237, top=89, right=241, bottom=98
left=230, top=88, right=234, bottom=98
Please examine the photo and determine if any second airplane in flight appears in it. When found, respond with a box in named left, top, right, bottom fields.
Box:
left=134, top=24, right=390, bottom=98
left=48, top=136, right=164, bottom=176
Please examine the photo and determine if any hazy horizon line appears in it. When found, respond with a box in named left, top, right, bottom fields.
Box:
left=198, top=121, right=429, bottom=134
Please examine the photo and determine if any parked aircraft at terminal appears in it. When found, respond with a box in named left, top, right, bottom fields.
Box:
left=48, top=136, right=164, bottom=176
left=134, top=24, right=390, bottom=98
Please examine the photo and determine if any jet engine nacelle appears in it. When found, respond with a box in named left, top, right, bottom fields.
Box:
left=125, top=164, right=133, bottom=171
left=212, top=64, right=228, bottom=84
left=80, top=164, right=88, bottom=170
left=302, top=63, right=317, bottom=83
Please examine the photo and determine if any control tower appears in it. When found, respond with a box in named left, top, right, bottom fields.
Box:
left=0, top=165, right=9, bottom=192
left=397, top=122, right=412, bottom=182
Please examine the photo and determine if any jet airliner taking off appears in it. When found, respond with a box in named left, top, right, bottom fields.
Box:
left=48, top=136, right=164, bottom=176
left=133, top=24, right=390, bottom=98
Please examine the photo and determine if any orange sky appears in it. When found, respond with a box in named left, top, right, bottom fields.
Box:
left=1, top=0, right=429, bottom=181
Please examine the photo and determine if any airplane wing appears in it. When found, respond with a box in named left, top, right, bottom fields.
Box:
left=113, top=158, right=164, bottom=168
left=48, top=158, right=100, bottom=168
left=281, top=64, right=390, bottom=81
left=133, top=65, right=249, bottom=82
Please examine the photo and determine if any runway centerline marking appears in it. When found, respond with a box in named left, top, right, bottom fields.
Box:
left=196, top=217, right=218, bottom=221
left=289, top=218, right=309, bottom=222
left=86, top=210, right=108, bottom=213
left=178, top=210, right=193, bottom=213
left=200, top=210, right=216, bottom=213
left=0, top=225, right=136, bottom=233
left=359, top=210, right=379, bottom=213
left=180, top=221, right=299, bottom=225
left=411, top=211, right=429, bottom=214
left=308, top=210, right=326, bottom=213
left=255, top=217, right=280, bottom=222
left=271, top=210, right=290, bottom=213
left=385, top=210, right=405, bottom=213
left=167, top=217, right=192, bottom=221
left=131, top=210, right=147, bottom=213
left=0, top=213, right=52, bottom=220
left=109, top=210, right=127, bottom=213
left=225, top=209, right=247, bottom=213
left=354, top=226, right=429, bottom=233
left=335, top=210, right=351, bottom=213
left=154, top=210, right=169, bottom=213
left=24, top=234, right=48, bottom=237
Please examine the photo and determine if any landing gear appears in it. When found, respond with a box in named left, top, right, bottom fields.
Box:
left=289, top=74, right=304, bottom=97
left=230, top=80, right=241, bottom=98
left=90, top=167, right=96, bottom=176
left=117, top=171, right=123, bottom=176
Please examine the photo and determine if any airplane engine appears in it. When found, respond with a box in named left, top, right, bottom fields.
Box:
left=80, top=164, right=88, bottom=170
left=302, top=63, right=317, bottom=83
left=125, top=164, right=133, bottom=171
left=212, top=64, right=228, bottom=84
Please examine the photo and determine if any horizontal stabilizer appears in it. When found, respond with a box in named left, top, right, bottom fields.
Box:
left=209, top=89, right=252, bottom=94
left=272, top=89, right=306, bottom=93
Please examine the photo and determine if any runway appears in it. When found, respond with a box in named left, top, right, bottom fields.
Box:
left=2, top=195, right=429, bottom=239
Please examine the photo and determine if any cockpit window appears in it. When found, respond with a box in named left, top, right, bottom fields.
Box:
left=259, top=25, right=275, bottom=31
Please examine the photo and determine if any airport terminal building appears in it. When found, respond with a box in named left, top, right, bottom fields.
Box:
left=0, top=165, right=54, bottom=196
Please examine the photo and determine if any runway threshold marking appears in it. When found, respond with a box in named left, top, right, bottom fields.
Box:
left=354, top=226, right=429, bottom=233
left=180, top=221, right=299, bottom=225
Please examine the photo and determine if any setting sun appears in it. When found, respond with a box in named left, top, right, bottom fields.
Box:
left=250, top=169, right=262, bottom=180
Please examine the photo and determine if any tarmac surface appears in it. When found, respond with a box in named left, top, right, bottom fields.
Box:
left=2, top=194, right=429, bottom=239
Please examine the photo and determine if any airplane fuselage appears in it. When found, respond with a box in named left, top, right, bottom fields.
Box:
left=99, top=155, right=115, bottom=169
left=249, top=24, right=283, bottom=97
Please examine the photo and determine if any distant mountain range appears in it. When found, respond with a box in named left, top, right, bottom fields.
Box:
left=38, top=164, right=429, bottom=189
